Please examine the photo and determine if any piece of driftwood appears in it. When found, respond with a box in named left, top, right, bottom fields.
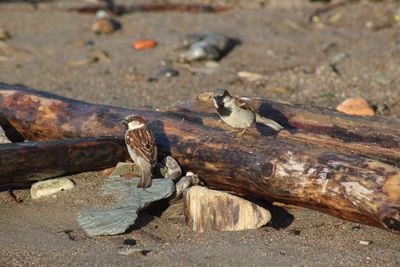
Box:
left=0, top=137, right=126, bottom=186
left=0, top=83, right=399, bottom=233
left=184, top=186, right=271, bottom=233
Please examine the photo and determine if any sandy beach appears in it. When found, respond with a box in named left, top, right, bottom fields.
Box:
left=1, top=0, right=400, bottom=265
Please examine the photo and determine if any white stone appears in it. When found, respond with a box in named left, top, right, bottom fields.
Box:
left=31, top=178, right=75, bottom=199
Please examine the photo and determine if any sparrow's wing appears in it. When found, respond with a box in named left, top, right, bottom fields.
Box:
left=234, top=99, right=256, bottom=112
left=125, top=127, right=157, bottom=165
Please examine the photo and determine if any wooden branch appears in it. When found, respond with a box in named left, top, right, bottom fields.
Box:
left=0, top=83, right=399, bottom=233
left=0, top=137, right=127, bottom=186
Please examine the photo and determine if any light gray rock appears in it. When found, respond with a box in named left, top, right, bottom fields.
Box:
left=179, top=33, right=233, bottom=62
left=169, top=172, right=202, bottom=203
left=184, top=186, right=271, bottom=233
left=162, top=156, right=182, bottom=180
left=77, top=176, right=174, bottom=236
left=31, top=178, right=74, bottom=199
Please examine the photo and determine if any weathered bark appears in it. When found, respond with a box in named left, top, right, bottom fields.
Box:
left=0, top=137, right=126, bottom=186
left=0, top=83, right=399, bottom=233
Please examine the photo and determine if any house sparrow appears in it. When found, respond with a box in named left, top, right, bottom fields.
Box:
left=213, top=89, right=283, bottom=135
left=122, top=115, right=157, bottom=188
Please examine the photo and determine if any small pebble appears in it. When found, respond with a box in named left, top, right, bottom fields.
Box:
left=321, top=41, right=337, bottom=53
left=161, top=59, right=173, bottom=67
left=118, top=248, right=150, bottom=256
left=204, top=60, right=220, bottom=68
left=156, top=68, right=179, bottom=77
left=289, top=229, right=301, bottom=236
left=67, top=39, right=94, bottom=47
left=31, top=178, right=75, bottom=199
left=359, top=240, right=373, bottom=245
left=68, top=57, right=98, bottom=66
left=125, top=73, right=145, bottom=81
left=123, top=239, right=136, bottom=246
left=266, top=87, right=289, bottom=94
left=336, top=98, right=375, bottom=116
left=90, top=49, right=109, bottom=62
left=351, top=225, right=361, bottom=231
left=365, top=21, right=374, bottom=28
left=197, top=92, right=213, bottom=102
left=237, top=71, right=265, bottom=82
left=68, top=50, right=109, bottom=66
left=91, top=18, right=120, bottom=34
left=132, top=40, right=157, bottom=50
left=0, top=28, right=11, bottom=40
left=376, top=77, right=393, bottom=85
left=331, top=52, right=348, bottom=63
left=74, top=199, right=84, bottom=204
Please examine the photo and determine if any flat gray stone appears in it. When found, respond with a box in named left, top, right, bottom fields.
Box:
left=77, top=176, right=174, bottom=236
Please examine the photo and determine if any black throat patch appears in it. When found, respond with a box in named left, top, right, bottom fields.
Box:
left=215, top=97, right=232, bottom=117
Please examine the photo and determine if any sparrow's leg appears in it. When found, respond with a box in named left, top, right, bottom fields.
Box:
left=236, top=128, right=247, bottom=137
left=225, top=128, right=239, bottom=135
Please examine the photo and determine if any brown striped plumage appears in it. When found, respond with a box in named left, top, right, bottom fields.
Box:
left=123, top=115, right=157, bottom=188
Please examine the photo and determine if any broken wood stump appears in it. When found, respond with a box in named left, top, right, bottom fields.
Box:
left=0, top=83, right=399, bottom=233
left=184, top=186, right=271, bottom=232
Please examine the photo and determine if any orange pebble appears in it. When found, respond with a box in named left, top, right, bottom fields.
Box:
left=132, top=40, right=157, bottom=50
left=336, top=97, right=375, bottom=116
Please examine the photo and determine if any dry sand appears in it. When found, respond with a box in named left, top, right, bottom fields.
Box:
left=1, top=0, right=400, bottom=266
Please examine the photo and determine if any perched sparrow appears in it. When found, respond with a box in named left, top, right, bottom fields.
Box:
left=213, top=89, right=283, bottom=135
left=122, top=115, right=157, bottom=188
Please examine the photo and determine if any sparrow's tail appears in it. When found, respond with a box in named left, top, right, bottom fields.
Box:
left=137, top=164, right=153, bottom=188
left=255, top=114, right=284, bottom=131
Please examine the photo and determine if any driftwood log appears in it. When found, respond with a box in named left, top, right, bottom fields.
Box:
left=0, top=137, right=126, bottom=186
left=168, top=93, right=400, bottom=167
left=0, top=83, right=399, bottom=233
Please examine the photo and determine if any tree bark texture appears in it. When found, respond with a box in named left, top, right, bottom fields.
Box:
left=0, top=83, right=399, bottom=233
